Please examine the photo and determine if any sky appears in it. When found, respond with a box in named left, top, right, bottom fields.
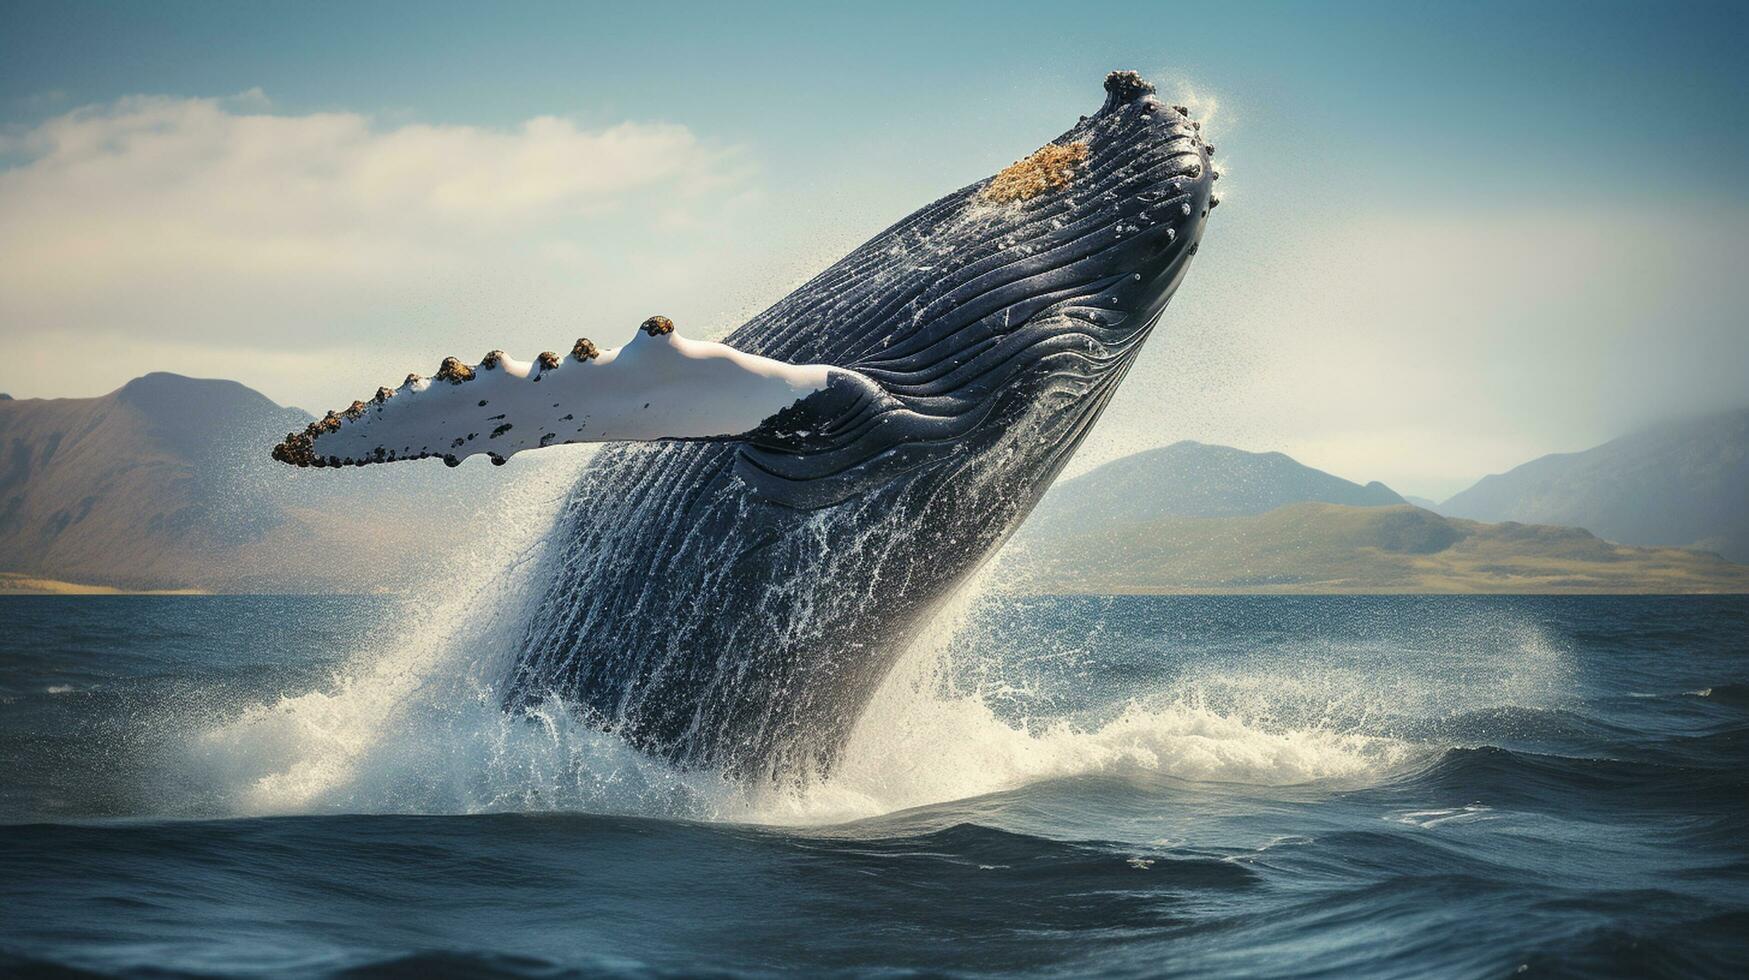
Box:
left=2, top=0, right=1745, bottom=499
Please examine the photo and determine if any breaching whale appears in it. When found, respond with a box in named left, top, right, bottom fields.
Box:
left=274, top=71, right=1217, bottom=779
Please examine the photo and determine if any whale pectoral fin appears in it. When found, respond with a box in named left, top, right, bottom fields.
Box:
left=271, top=317, right=861, bottom=469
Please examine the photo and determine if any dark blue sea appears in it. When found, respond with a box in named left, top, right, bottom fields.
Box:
left=2, top=593, right=1746, bottom=977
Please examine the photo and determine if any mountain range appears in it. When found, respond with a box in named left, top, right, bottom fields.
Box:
left=0, top=373, right=500, bottom=592
left=1005, top=435, right=1749, bottom=593
left=1022, top=440, right=1404, bottom=541
left=2, top=374, right=1744, bottom=593
left=1437, top=408, right=1749, bottom=562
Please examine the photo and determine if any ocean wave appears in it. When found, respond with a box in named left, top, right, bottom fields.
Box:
left=1394, top=744, right=1749, bottom=826
left=173, top=559, right=1437, bottom=824
left=145, top=463, right=1632, bottom=829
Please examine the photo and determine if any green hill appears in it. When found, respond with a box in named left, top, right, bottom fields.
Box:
left=1004, top=502, right=1749, bottom=594
left=1022, top=440, right=1404, bottom=541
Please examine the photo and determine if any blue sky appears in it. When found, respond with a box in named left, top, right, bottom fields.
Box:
left=3, top=1, right=1745, bottom=496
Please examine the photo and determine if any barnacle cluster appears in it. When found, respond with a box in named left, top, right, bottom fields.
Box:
left=981, top=141, right=1089, bottom=204
left=271, top=317, right=671, bottom=467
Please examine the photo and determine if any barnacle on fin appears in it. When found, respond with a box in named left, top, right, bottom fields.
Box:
left=641, top=316, right=675, bottom=337
left=271, top=430, right=317, bottom=466
left=572, top=338, right=600, bottom=361
left=435, top=357, right=475, bottom=384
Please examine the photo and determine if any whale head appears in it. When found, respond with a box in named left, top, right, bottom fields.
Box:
left=966, top=69, right=1217, bottom=343
left=734, top=69, right=1218, bottom=509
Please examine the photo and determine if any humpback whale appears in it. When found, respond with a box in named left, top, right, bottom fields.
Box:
left=275, top=71, right=1217, bottom=779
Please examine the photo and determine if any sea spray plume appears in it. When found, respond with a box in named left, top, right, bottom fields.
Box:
left=273, top=71, right=1219, bottom=780
left=181, top=455, right=582, bottom=815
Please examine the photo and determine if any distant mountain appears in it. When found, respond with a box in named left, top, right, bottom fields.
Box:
left=1402, top=495, right=1442, bottom=512
left=0, top=373, right=500, bottom=591
left=0, top=374, right=301, bottom=588
left=8, top=377, right=1745, bottom=595
left=1005, top=502, right=1749, bottom=594
left=1440, top=407, right=1749, bottom=562
left=1022, top=440, right=1404, bottom=541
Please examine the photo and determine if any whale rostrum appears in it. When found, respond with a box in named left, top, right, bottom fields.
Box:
left=273, top=70, right=1218, bottom=779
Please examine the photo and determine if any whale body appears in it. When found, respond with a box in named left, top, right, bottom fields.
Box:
left=276, top=71, right=1217, bottom=779
left=512, top=72, right=1216, bottom=777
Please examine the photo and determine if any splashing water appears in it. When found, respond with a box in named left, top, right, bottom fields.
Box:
left=7, top=585, right=1735, bottom=978
left=178, top=455, right=1569, bottom=826
left=185, top=451, right=590, bottom=815
left=748, top=577, right=1433, bottom=825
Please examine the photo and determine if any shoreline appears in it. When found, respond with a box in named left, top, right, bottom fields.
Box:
left=0, top=573, right=210, bottom=596
left=2, top=577, right=1743, bottom=599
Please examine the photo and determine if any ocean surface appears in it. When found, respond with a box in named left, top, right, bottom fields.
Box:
left=2, top=592, right=1746, bottom=977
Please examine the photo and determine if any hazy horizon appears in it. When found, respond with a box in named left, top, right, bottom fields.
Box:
left=4, top=1, right=1745, bottom=499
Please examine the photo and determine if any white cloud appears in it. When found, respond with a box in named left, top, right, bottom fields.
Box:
left=0, top=91, right=761, bottom=408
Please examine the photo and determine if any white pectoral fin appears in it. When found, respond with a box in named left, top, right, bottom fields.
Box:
left=272, top=317, right=843, bottom=468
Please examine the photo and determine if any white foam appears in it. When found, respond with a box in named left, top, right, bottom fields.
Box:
left=740, top=579, right=1421, bottom=826
left=1390, top=804, right=1495, bottom=829
left=184, top=448, right=588, bottom=815
left=176, top=474, right=1562, bottom=826
left=177, top=532, right=1429, bottom=827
